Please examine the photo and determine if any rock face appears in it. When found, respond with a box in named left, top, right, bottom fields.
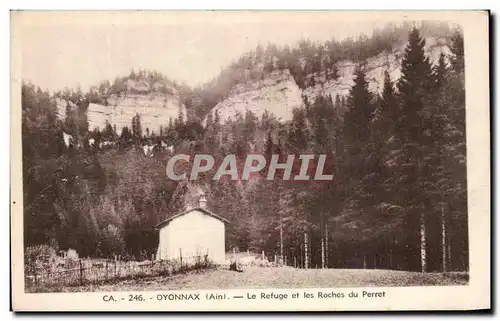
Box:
left=211, top=70, right=302, bottom=123
left=88, top=92, right=185, bottom=135
left=55, top=37, right=451, bottom=132
left=303, top=38, right=451, bottom=104
left=211, top=37, right=451, bottom=123
left=56, top=79, right=187, bottom=136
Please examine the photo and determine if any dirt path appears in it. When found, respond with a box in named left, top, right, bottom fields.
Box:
left=63, top=267, right=468, bottom=292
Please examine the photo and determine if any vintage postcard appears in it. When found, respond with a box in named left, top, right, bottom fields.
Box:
left=10, top=10, right=490, bottom=311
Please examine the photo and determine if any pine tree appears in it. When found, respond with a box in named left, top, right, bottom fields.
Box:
left=433, top=53, right=448, bottom=89
left=91, top=128, right=102, bottom=147
left=22, top=83, right=66, bottom=246
left=261, top=110, right=270, bottom=133
left=309, top=94, right=336, bottom=153
left=131, top=113, right=142, bottom=141
left=395, top=27, right=435, bottom=272
left=120, top=126, right=132, bottom=145
left=131, top=116, right=136, bottom=138
left=430, top=31, right=467, bottom=272
left=426, top=61, right=452, bottom=272
left=103, top=121, right=114, bottom=140
left=337, top=67, right=378, bottom=266
left=450, top=30, right=464, bottom=73
left=342, top=67, right=374, bottom=178
left=64, top=101, right=78, bottom=139
left=287, top=108, right=309, bottom=153
left=264, top=131, right=274, bottom=161
left=377, top=71, right=399, bottom=136
left=362, top=70, right=404, bottom=269
left=243, top=110, right=258, bottom=144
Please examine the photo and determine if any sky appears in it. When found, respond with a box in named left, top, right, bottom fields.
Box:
left=15, top=11, right=422, bottom=92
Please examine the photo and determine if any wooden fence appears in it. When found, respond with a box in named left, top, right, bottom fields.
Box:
left=25, top=254, right=210, bottom=289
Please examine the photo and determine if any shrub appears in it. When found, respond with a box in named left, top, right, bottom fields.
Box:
left=25, top=244, right=58, bottom=275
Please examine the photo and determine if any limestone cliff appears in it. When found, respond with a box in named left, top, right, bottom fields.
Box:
left=56, top=78, right=187, bottom=136
left=54, top=34, right=452, bottom=133
left=211, top=70, right=302, bottom=122
left=303, top=36, right=451, bottom=103
left=211, top=36, right=451, bottom=123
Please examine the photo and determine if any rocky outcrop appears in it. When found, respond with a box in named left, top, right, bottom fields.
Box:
left=303, top=37, right=451, bottom=104
left=87, top=91, right=185, bottom=135
left=56, top=79, right=187, bottom=136
left=211, top=37, right=451, bottom=123
left=210, top=70, right=302, bottom=123
left=55, top=37, right=452, bottom=132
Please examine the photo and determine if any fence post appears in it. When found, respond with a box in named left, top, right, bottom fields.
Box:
left=79, top=259, right=83, bottom=286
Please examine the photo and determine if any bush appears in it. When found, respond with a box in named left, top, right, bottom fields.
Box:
left=25, top=244, right=58, bottom=275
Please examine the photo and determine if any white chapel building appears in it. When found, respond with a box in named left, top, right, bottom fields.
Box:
left=155, top=188, right=229, bottom=265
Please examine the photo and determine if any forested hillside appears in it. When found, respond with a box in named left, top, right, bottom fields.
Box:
left=192, top=21, right=455, bottom=120
left=22, top=25, right=467, bottom=272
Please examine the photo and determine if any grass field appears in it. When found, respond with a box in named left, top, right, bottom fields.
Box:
left=58, top=267, right=469, bottom=292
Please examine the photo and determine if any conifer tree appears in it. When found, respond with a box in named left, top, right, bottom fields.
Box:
left=120, top=126, right=132, bottom=145
left=131, top=113, right=142, bottom=141
left=377, top=71, right=399, bottom=137
left=433, top=53, right=448, bottom=89
left=450, top=30, right=464, bottom=73
left=336, top=67, right=378, bottom=265
left=431, top=30, right=467, bottom=272
left=103, top=121, right=114, bottom=140
left=264, top=131, right=274, bottom=161
left=395, top=27, right=435, bottom=272
left=342, top=67, right=374, bottom=179
left=204, top=111, right=219, bottom=153
left=287, top=108, right=309, bottom=153
left=243, top=110, right=258, bottom=144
